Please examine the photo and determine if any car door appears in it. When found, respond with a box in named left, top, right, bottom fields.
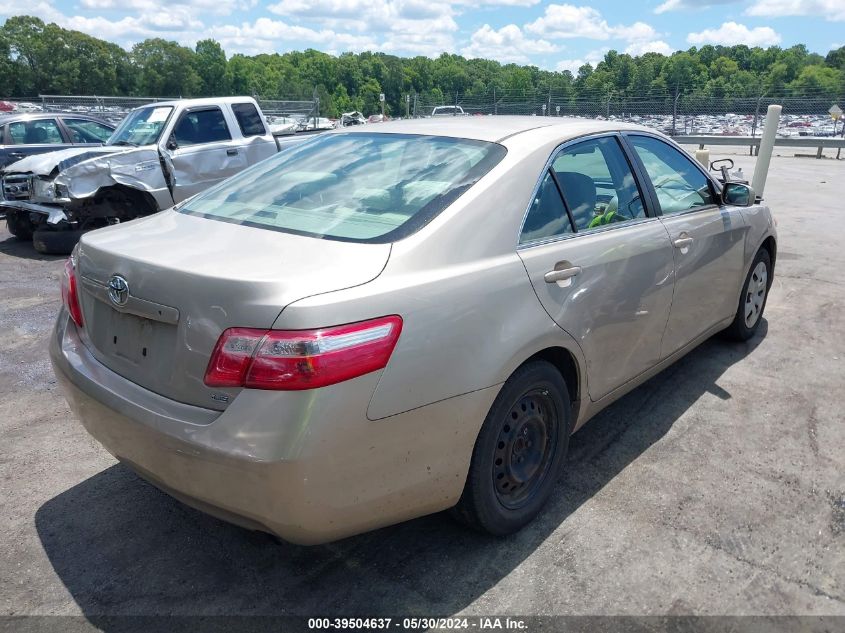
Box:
left=165, top=106, right=247, bottom=202
left=623, top=133, right=747, bottom=358
left=517, top=134, right=676, bottom=402
left=2, top=118, right=71, bottom=167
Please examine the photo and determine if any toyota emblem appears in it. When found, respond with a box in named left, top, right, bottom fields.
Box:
left=107, top=275, right=130, bottom=307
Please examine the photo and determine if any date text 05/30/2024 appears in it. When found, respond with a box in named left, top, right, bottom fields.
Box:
left=307, top=617, right=528, bottom=630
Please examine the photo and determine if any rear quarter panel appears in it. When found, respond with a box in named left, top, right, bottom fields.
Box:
left=272, top=136, right=591, bottom=421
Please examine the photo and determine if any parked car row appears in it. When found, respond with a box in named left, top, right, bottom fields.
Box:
left=48, top=115, right=777, bottom=544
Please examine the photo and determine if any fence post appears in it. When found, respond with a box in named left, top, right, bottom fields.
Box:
left=493, top=87, right=497, bottom=116
left=672, top=92, right=680, bottom=136
left=751, top=94, right=763, bottom=137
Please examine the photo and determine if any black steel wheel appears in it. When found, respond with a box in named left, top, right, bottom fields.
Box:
left=493, top=389, right=558, bottom=510
left=452, top=360, right=571, bottom=536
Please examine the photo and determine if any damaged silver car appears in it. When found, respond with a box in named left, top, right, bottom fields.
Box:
left=0, top=97, right=299, bottom=253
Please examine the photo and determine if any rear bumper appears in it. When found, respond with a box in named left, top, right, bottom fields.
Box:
left=50, top=310, right=496, bottom=544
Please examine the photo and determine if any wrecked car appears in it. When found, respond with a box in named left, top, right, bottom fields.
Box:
left=1, top=97, right=307, bottom=254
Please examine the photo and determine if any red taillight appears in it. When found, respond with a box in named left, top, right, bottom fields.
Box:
left=61, top=258, right=84, bottom=327
left=204, top=315, right=403, bottom=391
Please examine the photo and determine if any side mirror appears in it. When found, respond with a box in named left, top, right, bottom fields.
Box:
left=723, top=182, right=755, bottom=207
left=166, top=136, right=178, bottom=151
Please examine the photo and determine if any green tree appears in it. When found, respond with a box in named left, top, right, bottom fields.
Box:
left=132, top=38, right=202, bottom=97
left=194, top=39, right=229, bottom=96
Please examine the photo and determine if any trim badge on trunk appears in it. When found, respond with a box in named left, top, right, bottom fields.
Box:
left=107, top=275, right=130, bottom=307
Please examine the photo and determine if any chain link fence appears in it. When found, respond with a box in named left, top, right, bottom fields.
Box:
left=3, top=91, right=842, bottom=138
left=411, top=89, right=845, bottom=138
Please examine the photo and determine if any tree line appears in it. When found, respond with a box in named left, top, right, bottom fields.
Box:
left=1, top=15, right=844, bottom=118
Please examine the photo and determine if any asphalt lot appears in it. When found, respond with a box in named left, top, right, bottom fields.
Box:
left=0, top=147, right=843, bottom=624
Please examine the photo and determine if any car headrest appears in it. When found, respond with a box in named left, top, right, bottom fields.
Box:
left=556, top=171, right=596, bottom=226
left=25, top=126, right=49, bottom=144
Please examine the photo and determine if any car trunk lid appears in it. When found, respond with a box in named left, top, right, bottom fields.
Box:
left=75, top=210, right=391, bottom=410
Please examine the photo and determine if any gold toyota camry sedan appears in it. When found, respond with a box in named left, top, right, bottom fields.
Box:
left=50, top=117, right=777, bottom=544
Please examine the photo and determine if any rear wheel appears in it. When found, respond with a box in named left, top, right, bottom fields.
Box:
left=724, top=248, right=771, bottom=341
left=5, top=211, right=35, bottom=240
left=452, top=361, right=571, bottom=536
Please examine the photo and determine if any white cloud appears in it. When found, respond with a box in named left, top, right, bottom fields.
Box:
left=461, top=24, right=558, bottom=63
left=555, top=48, right=608, bottom=74
left=655, top=0, right=741, bottom=14
left=210, top=17, right=380, bottom=55
left=687, top=21, right=782, bottom=46
left=526, top=4, right=658, bottom=42
left=625, top=40, right=673, bottom=55
left=380, top=16, right=457, bottom=57
left=1, top=0, right=215, bottom=45
left=746, top=0, right=845, bottom=20
left=555, top=59, right=587, bottom=74
left=268, top=0, right=456, bottom=32
left=80, top=0, right=248, bottom=16
left=266, top=0, right=458, bottom=54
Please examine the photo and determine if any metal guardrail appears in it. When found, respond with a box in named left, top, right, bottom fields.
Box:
left=675, top=135, right=845, bottom=159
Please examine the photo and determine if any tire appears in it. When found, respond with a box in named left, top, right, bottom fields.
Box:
left=452, top=360, right=572, bottom=536
left=6, top=211, right=34, bottom=240
left=32, top=228, right=86, bottom=255
left=724, top=248, right=772, bottom=341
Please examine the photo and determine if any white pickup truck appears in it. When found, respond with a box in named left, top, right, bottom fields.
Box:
left=1, top=97, right=308, bottom=253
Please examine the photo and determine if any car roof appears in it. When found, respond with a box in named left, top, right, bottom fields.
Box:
left=141, top=96, right=258, bottom=109
left=330, top=115, right=652, bottom=144
left=0, top=112, right=114, bottom=126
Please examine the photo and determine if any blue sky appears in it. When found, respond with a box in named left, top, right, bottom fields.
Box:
left=2, top=0, right=842, bottom=71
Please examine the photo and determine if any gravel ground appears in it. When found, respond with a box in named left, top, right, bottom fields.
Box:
left=0, top=148, right=843, bottom=625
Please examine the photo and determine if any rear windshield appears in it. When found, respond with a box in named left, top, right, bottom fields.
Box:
left=178, top=132, right=506, bottom=243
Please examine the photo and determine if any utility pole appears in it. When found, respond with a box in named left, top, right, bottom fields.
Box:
left=493, top=87, right=497, bottom=115
left=405, top=93, right=410, bottom=119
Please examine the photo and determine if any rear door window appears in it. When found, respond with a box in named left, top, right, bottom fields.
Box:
left=173, top=108, right=231, bottom=146
left=62, top=118, right=113, bottom=143
left=520, top=170, right=573, bottom=243
left=232, top=103, right=266, bottom=137
left=8, top=119, right=64, bottom=145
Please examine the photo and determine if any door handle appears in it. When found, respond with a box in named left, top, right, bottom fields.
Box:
left=226, top=148, right=238, bottom=156
left=544, top=266, right=582, bottom=284
left=673, top=236, right=694, bottom=248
